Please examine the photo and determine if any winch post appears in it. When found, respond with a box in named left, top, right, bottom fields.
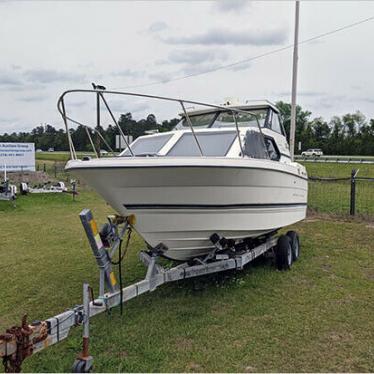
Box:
left=79, top=209, right=119, bottom=295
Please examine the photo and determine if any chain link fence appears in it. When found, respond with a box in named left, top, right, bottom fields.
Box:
left=308, top=169, right=374, bottom=219
left=36, top=160, right=69, bottom=180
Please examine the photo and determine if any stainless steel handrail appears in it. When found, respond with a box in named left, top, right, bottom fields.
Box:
left=57, top=88, right=265, bottom=160
left=231, top=111, right=245, bottom=158
left=179, top=101, right=203, bottom=156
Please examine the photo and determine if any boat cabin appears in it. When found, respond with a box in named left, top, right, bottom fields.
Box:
left=121, top=101, right=291, bottom=162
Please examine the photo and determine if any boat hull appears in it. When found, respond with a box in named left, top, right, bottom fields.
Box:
left=66, top=158, right=308, bottom=261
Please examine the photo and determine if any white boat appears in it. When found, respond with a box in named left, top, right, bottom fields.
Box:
left=61, top=90, right=308, bottom=261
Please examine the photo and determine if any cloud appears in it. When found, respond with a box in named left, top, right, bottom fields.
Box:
left=148, top=71, right=173, bottom=83
left=0, top=70, right=22, bottom=86
left=100, top=99, right=149, bottom=114
left=0, top=115, right=20, bottom=123
left=213, top=0, right=250, bottom=13
left=148, top=21, right=168, bottom=33
left=167, top=49, right=228, bottom=64
left=19, top=94, right=47, bottom=102
left=178, top=63, right=222, bottom=76
left=111, top=68, right=145, bottom=79
left=357, top=97, right=374, bottom=104
left=276, top=90, right=326, bottom=98
left=23, top=69, right=85, bottom=83
left=68, top=100, right=87, bottom=108
left=227, top=62, right=252, bottom=72
left=313, top=101, right=334, bottom=110
left=163, top=27, right=288, bottom=46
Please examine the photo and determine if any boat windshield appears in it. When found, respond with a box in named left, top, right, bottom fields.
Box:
left=167, top=131, right=236, bottom=157
left=178, top=109, right=267, bottom=129
left=121, top=134, right=173, bottom=156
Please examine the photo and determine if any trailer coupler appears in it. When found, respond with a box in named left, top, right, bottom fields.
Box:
left=0, top=315, right=48, bottom=373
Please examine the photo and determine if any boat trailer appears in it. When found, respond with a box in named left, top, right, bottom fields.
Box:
left=0, top=179, right=16, bottom=201
left=0, top=209, right=299, bottom=372
left=20, top=181, right=68, bottom=194
left=0, top=166, right=16, bottom=202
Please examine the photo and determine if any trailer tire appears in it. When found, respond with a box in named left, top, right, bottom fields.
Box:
left=286, top=230, right=300, bottom=261
left=72, top=359, right=92, bottom=373
left=275, top=235, right=292, bottom=270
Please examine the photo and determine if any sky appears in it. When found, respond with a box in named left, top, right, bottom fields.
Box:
left=1, top=0, right=374, bottom=133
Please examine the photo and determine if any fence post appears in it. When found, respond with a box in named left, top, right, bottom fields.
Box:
left=350, top=169, right=356, bottom=216
left=54, top=161, right=57, bottom=178
left=43, top=163, right=46, bottom=173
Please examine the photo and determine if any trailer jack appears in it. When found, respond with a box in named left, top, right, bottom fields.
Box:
left=71, top=285, right=93, bottom=373
left=0, top=208, right=286, bottom=372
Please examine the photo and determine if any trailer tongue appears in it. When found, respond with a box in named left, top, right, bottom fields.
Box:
left=0, top=209, right=298, bottom=373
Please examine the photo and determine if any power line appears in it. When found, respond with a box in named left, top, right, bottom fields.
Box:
left=113, top=15, right=374, bottom=90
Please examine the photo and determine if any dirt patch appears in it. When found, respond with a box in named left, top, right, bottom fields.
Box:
left=307, top=210, right=374, bottom=225
left=175, top=337, right=193, bottom=350
left=118, top=350, right=128, bottom=359
left=303, top=218, right=320, bottom=223
left=362, top=268, right=374, bottom=280
left=7, top=171, right=53, bottom=184
left=244, top=365, right=256, bottom=373
left=328, top=331, right=354, bottom=343
left=321, top=263, right=332, bottom=272
left=185, top=362, right=202, bottom=372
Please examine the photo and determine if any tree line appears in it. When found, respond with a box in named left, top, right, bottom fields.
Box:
left=1, top=102, right=374, bottom=155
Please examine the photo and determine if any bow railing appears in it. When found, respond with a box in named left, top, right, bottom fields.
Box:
left=57, top=88, right=268, bottom=160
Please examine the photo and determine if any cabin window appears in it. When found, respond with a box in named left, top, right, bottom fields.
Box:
left=121, top=134, right=172, bottom=156
left=264, top=137, right=280, bottom=161
left=265, top=110, right=284, bottom=135
left=213, top=109, right=267, bottom=128
left=271, top=112, right=282, bottom=134
left=179, top=112, right=217, bottom=128
left=243, top=130, right=269, bottom=159
left=167, top=131, right=236, bottom=156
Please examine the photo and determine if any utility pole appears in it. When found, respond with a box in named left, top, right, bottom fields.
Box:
left=92, top=83, right=102, bottom=158
left=290, top=1, right=300, bottom=161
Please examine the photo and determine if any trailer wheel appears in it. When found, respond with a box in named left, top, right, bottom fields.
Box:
left=286, top=231, right=300, bottom=261
left=72, top=358, right=93, bottom=373
left=275, top=235, right=292, bottom=270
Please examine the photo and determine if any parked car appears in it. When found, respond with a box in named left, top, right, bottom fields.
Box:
left=36, top=149, right=43, bottom=153
left=48, top=147, right=54, bottom=152
left=301, top=148, right=323, bottom=157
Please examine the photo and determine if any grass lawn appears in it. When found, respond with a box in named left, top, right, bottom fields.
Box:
left=35, top=151, right=72, bottom=162
left=35, top=151, right=97, bottom=162
left=0, top=191, right=373, bottom=372
left=301, top=162, right=374, bottom=178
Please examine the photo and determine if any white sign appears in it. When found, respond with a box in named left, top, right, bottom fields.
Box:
left=115, top=135, right=133, bottom=150
left=0, top=143, right=35, bottom=172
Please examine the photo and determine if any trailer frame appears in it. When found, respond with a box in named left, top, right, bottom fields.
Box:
left=0, top=208, right=289, bottom=373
